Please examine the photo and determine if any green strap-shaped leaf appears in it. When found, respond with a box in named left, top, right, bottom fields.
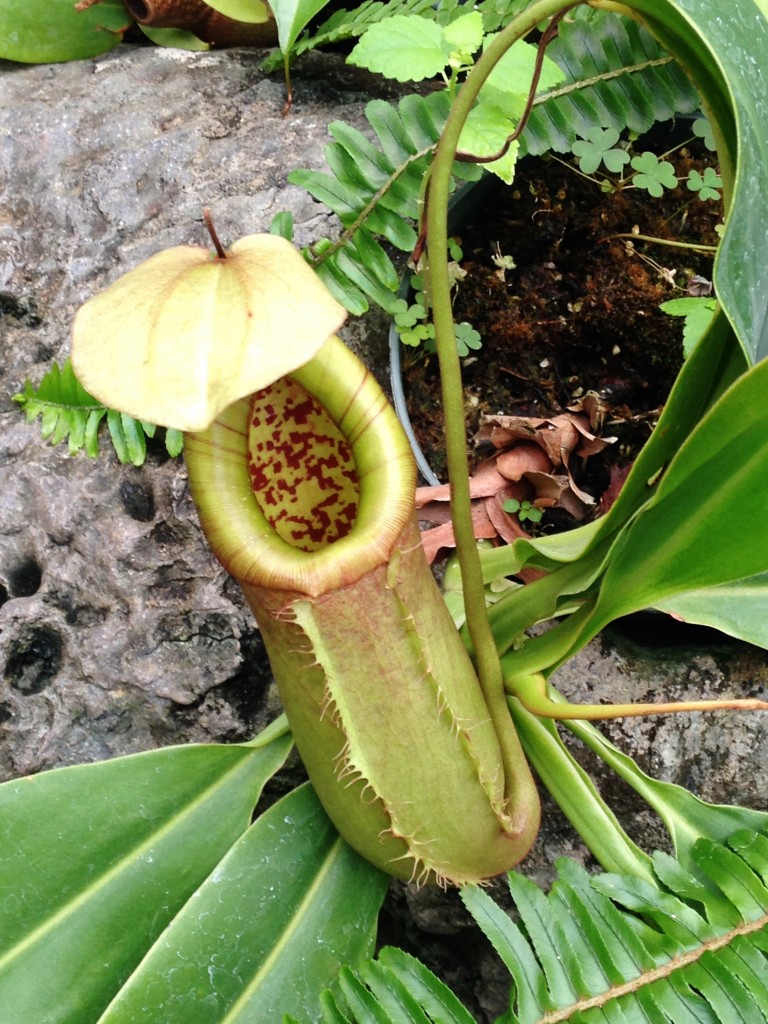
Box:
left=655, top=573, right=768, bottom=647
left=565, top=354, right=768, bottom=647
left=497, top=340, right=768, bottom=673
left=507, top=702, right=653, bottom=880
left=563, top=714, right=768, bottom=872
left=98, top=784, right=388, bottom=1023
left=0, top=730, right=292, bottom=1024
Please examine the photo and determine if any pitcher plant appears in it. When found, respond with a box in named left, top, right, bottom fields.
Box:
left=71, top=223, right=540, bottom=887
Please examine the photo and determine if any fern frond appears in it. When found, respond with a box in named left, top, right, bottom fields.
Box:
left=470, top=832, right=768, bottom=1024
left=523, top=8, right=700, bottom=156
left=289, top=91, right=484, bottom=313
left=286, top=7, right=700, bottom=317
left=14, top=359, right=105, bottom=457
left=14, top=359, right=182, bottom=465
left=306, top=947, right=476, bottom=1024
left=301, top=828, right=768, bottom=1024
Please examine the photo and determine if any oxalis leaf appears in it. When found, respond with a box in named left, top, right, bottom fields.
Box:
left=571, top=127, right=631, bottom=175
left=629, top=151, right=678, bottom=196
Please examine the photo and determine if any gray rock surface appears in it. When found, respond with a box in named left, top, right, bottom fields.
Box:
left=0, top=44, right=395, bottom=777
left=1, top=40, right=767, bottom=1024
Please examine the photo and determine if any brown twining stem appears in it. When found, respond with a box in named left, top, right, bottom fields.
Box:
left=203, top=208, right=227, bottom=260
left=411, top=7, right=573, bottom=266
left=455, top=8, right=571, bottom=165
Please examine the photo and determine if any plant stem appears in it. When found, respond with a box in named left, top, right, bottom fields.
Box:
left=509, top=697, right=655, bottom=879
left=605, top=232, right=718, bottom=252
left=426, top=0, right=580, bottom=803
left=203, top=208, right=227, bottom=260
left=310, top=146, right=434, bottom=269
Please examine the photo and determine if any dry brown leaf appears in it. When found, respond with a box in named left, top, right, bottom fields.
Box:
left=419, top=504, right=498, bottom=563
left=496, top=442, right=551, bottom=481
left=417, top=409, right=615, bottom=561
left=523, top=471, right=590, bottom=518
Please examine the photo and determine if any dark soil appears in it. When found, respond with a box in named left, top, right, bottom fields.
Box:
left=403, top=136, right=723, bottom=511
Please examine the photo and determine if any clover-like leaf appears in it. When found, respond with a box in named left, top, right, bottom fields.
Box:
left=454, top=321, right=482, bottom=356
left=72, top=232, right=347, bottom=432
left=687, top=166, right=722, bottom=201
left=693, top=115, right=717, bottom=152
left=571, top=127, right=630, bottom=176
left=629, top=151, right=678, bottom=197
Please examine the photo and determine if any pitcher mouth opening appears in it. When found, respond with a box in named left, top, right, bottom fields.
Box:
left=184, top=335, right=417, bottom=597
left=246, top=376, right=359, bottom=553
